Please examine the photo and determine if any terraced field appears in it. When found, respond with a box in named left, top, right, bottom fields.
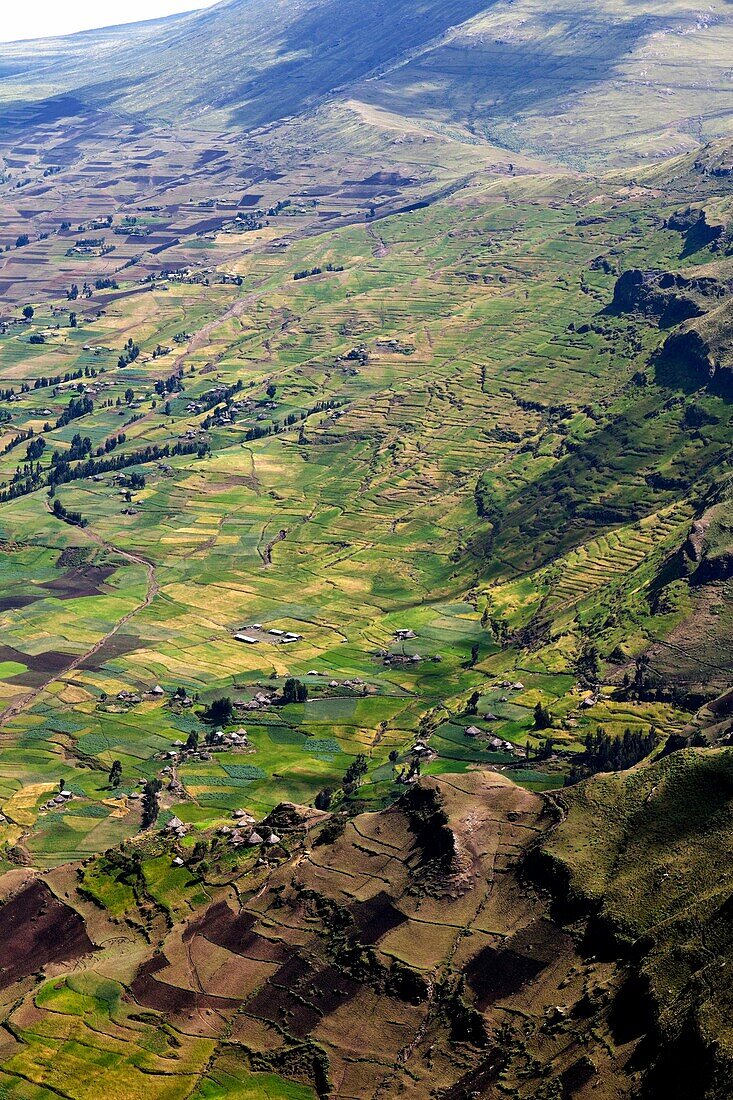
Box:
left=0, top=160, right=726, bottom=867
left=0, top=1, right=731, bottom=1095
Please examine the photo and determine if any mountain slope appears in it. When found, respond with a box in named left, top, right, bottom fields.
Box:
left=2, top=0, right=733, bottom=165
left=3, top=756, right=733, bottom=1098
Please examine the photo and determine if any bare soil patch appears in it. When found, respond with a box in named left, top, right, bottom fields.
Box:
left=43, top=565, right=115, bottom=600
left=129, top=954, right=239, bottom=1014
left=0, top=594, right=39, bottom=611
left=77, top=631, right=140, bottom=671
left=0, top=644, right=73, bottom=686
left=184, top=900, right=286, bottom=962
left=0, top=879, right=94, bottom=988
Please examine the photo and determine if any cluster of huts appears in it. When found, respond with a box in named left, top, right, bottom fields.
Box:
left=40, top=788, right=74, bottom=812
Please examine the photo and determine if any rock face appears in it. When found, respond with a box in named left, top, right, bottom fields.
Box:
left=655, top=327, right=733, bottom=396
left=691, top=550, right=733, bottom=585
left=666, top=206, right=726, bottom=253
left=610, top=268, right=722, bottom=327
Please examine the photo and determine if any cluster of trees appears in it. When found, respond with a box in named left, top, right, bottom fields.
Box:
left=343, top=753, right=368, bottom=790
left=315, top=788, right=333, bottom=810
left=282, top=678, right=308, bottom=704
left=154, top=374, right=183, bottom=397
left=584, top=726, right=657, bottom=771
left=313, top=753, right=370, bottom=813
left=25, top=437, right=46, bottom=462
left=118, top=338, right=141, bottom=368
left=141, top=779, right=162, bottom=828
left=199, top=380, right=244, bottom=417
left=67, top=283, right=94, bottom=301
left=47, top=438, right=206, bottom=488
left=203, top=696, right=233, bottom=724
left=108, top=760, right=122, bottom=788
left=237, top=398, right=345, bottom=443
left=0, top=438, right=207, bottom=505
left=67, top=433, right=92, bottom=461
left=566, top=726, right=658, bottom=785
left=56, top=395, right=93, bottom=429
left=33, top=368, right=85, bottom=389
left=52, top=498, right=87, bottom=528
left=242, top=423, right=275, bottom=442
left=534, top=701, right=552, bottom=729
left=49, top=433, right=126, bottom=469
left=100, top=432, right=126, bottom=455
left=293, top=263, right=344, bottom=281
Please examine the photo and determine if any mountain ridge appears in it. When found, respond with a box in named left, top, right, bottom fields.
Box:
left=2, top=0, right=733, bottom=167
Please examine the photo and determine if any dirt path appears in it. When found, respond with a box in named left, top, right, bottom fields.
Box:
left=257, top=527, right=287, bottom=567
left=366, top=223, right=389, bottom=258
left=0, top=527, right=158, bottom=730
left=172, top=289, right=261, bottom=375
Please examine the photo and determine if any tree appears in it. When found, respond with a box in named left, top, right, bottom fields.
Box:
left=203, top=696, right=233, bottom=724
left=467, top=691, right=480, bottom=716
left=16, top=234, right=30, bottom=248
left=109, top=760, right=123, bottom=788
left=185, top=730, right=199, bottom=752
left=22, top=305, right=34, bottom=321
left=315, top=787, right=333, bottom=810
left=69, top=312, right=78, bottom=328
left=537, top=737, right=555, bottom=760
left=533, top=701, right=552, bottom=729
left=282, top=678, right=308, bottom=704
left=576, top=639, right=600, bottom=685
left=26, top=437, right=45, bottom=462
left=141, top=778, right=162, bottom=828
left=579, top=726, right=657, bottom=776
left=266, top=382, right=277, bottom=399
left=343, top=753, right=368, bottom=789
left=191, top=839, right=209, bottom=862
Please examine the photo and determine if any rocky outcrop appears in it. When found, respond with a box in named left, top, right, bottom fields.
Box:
left=665, top=206, right=725, bottom=254
left=691, top=550, right=733, bottom=585
left=609, top=268, right=720, bottom=327
left=655, top=327, right=733, bottom=395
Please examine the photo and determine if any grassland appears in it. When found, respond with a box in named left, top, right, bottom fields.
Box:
left=0, top=142, right=727, bottom=873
